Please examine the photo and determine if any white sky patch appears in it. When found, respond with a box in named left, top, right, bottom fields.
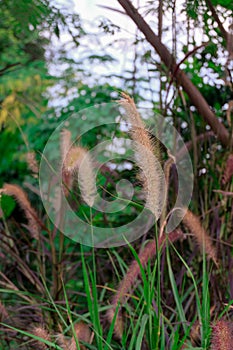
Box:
left=74, top=0, right=138, bottom=31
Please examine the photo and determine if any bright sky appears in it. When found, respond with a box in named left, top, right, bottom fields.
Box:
left=53, top=0, right=140, bottom=78
left=49, top=0, right=197, bottom=107
left=74, top=0, right=137, bottom=28
left=55, top=0, right=139, bottom=34
left=50, top=0, right=230, bottom=108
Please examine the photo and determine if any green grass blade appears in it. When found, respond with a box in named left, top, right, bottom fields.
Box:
left=0, top=323, right=63, bottom=349
left=135, top=314, right=148, bottom=350
left=166, top=246, right=188, bottom=333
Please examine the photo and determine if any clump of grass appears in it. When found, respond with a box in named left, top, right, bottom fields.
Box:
left=107, top=93, right=217, bottom=342
left=107, top=229, right=184, bottom=339
left=1, top=92, right=231, bottom=349
left=31, top=321, right=92, bottom=350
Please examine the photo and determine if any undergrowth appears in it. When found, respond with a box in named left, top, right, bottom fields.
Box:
left=0, top=94, right=232, bottom=350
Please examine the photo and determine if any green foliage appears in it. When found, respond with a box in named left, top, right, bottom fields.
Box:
left=211, top=0, right=233, bottom=10
left=0, top=194, right=16, bottom=218
left=185, top=0, right=200, bottom=20
left=0, top=0, right=57, bottom=183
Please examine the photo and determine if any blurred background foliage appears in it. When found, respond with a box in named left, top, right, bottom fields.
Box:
left=0, top=0, right=232, bottom=186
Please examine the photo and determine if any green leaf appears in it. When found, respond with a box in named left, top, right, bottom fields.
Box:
left=0, top=194, right=16, bottom=218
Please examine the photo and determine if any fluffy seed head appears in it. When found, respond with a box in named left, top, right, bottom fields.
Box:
left=2, top=183, right=39, bottom=239
left=211, top=320, right=233, bottom=350
left=69, top=322, right=92, bottom=350
left=63, top=146, right=96, bottom=207
left=60, top=129, right=72, bottom=162
left=118, top=93, right=164, bottom=219
left=32, top=326, right=51, bottom=350
left=26, top=151, right=39, bottom=177
left=183, top=209, right=218, bottom=265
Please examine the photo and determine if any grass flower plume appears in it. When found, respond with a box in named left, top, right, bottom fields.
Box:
left=118, top=92, right=164, bottom=220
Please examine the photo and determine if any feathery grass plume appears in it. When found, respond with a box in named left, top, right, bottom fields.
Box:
left=60, top=128, right=72, bottom=162
left=222, top=154, right=233, bottom=185
left=60, top=129, right=73, bottom=197
left=63, top=146, right=96, bottom=207
left=55, top=323, right=69, bottom=350
left=118, top=92, right=164, bottom=220
left=180, top=341, right=191, bottom=350
left=56, top=333, right=69, bottom=350
left=32, top=326, right=51, bottom=350
left=107, top=307, right=124, bottom=340
left=210, top=320, right=233, bottom=350
left=2, top=183, right=39, bottom=239
left=69, top=322, right=93, bottom=350
left=161, top=152, right=176, bottom=224
left=26, top=151, right=39, bottom=178
left=182, top=209, right=218, bottom=265
left=190, top=320, right=201, bottom=346
left=107, top=229, right=184, bottom=339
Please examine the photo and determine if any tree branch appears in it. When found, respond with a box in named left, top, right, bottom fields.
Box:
left=0, top=63, right=21, bottom=76
left=117, top=0, right=230, bottom=147
left=158, top=0, right=163, bottom=41
left=205, top=0, right=228, bottom=41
